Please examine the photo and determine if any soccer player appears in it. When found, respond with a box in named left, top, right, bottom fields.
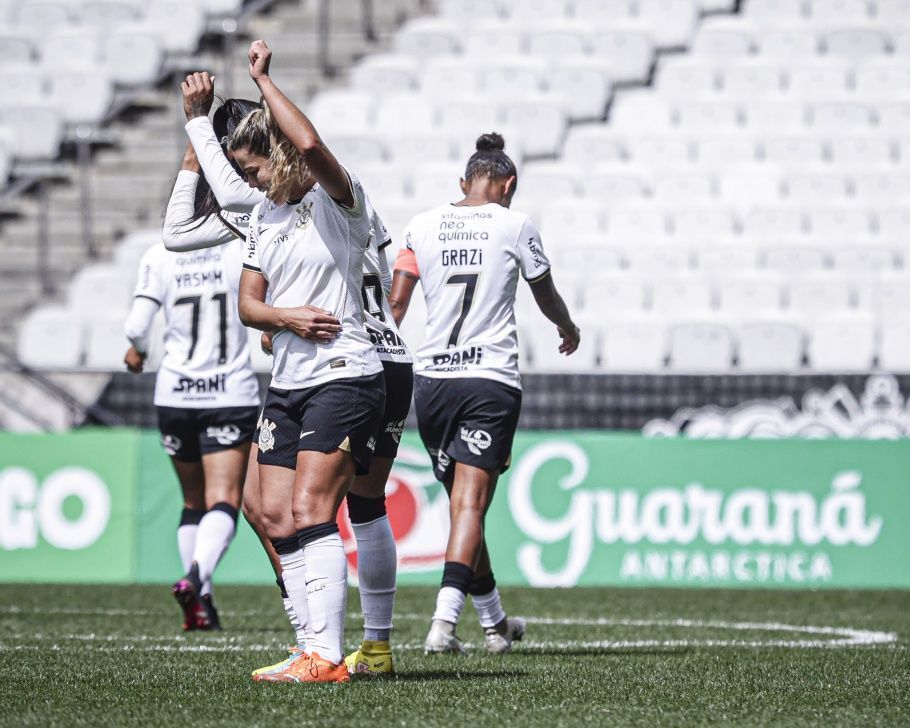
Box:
left=389, top=133, right=581, bottom=654
left=231, top=39, right=386, bottom=684
left=123, top=141, right=261, bottom=631
left=180, top=70, right=412, bottom=677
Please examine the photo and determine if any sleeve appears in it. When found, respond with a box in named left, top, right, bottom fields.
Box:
left=516, top=216, right=551, bottom=283
left=372, top=209, right=393, bottom=251
left=126, top=247, right=164, bottom=353
left=242, top=205, right=263, bottom=274
left=185, top=116, right=265, bottom=213
left=124, top=296, right=160, bottom=354
left=378, top=245, right=392, bottom=295
left=162, top=170, right=236, bottom=252
left=335, top=168, right=368, bottom=221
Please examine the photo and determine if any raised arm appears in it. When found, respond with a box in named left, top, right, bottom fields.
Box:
left=162, top=143, right=237, bottom=252
left=182, top=72, right=265, bottom=213
left=247, top=40, right=355, bottom=207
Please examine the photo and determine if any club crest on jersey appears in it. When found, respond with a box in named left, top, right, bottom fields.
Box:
left=206, top=424, right=241, bottom=446
left=258, top=419, right=277, bottom=452
left=460, top=427, right=492, bottom=456
left=295, top=202, right=313, bottom=229
left=161, top=434, right=182, bottom=456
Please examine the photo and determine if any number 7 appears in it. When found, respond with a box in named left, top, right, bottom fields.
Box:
left=445, top=273, right=479, bottom=347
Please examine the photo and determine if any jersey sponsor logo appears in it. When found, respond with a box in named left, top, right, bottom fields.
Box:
left=441, top=248, right=483, bottom=266
left=205, top=425, right=241, bottom=446
left=460, top=427, right=492, bottom=456
left=385, top=419, right=405, bottom=445
left=366, top=325, right=407, bottom=352
left=160, top=434, right=182, bottom=456
left=177, top=251, right=223, bottom=266
left=173, top=375, right=227, bottom=394
left=527, top=235, right=545, bottom=270
left=431, top=346, right=484, bottom=370
left=329, top=358, right=347, bottom=370
left=174, top=270, right=224, bottom=288
left=258, top=418, right=277, bottom=452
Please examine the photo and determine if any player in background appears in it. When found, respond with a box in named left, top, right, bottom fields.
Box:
left=180, top=71, right=412, bottom=678
left=231, top=39, right=385, bottom=684
left=123, top=140, right=260, bottom=631
left=389, top=133, right=581, bottom=654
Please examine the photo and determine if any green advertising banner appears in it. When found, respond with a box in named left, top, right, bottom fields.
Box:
left=1, top=430, right=908, bottom=589
left=0, top=430, right=138, bottom=582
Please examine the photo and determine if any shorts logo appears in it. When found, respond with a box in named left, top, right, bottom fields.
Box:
left=299, top=430, right=316, bottom=440
left=436, top=449, right=451, bottom=471
left=385, top=419, right=405, bottom=444
left=161, top=434, right=182, bottom=456
left=367, top=436, right=377, bottom=453
left=460, top=428, right=492, bottom=456
left=206, top=425, right=241, bottom=446
left=259, top=418, right=278, bottom=452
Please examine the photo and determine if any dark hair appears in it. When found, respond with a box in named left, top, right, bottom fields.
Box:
left=464, top=132, right=517, bottom=184
left=180, top=97, right=261, bottom=227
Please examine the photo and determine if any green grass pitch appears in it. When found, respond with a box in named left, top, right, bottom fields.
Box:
left=1, top=584, right=908, bottom=727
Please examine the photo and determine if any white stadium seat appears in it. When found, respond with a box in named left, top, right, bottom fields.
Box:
left=586, top=166, right=651, bottom=201
left=18, top=306, right=84, bottom=369
left=480, top=57, right=548, bottom=97
left=786, top=63, right=852, bottom=101
left=743, top=0, right=806, bottom=23
left=141, top=1, right=205, bottom=54
left=526, top=22, right=590, bottom=60
left=668, top=321, right=735, bottom=372
left=579, top=274, right=648, bottom=314
left=743, top=206, right=806, bottom=240
left=463, top=22, right=524, bottom=56
left=879, top=322, right=910, bottom=371
left=103, top=29, right=162, bottom=86
left=48, top=71, right=113, bottom=124
left=691, top=20, right=754, bottom=57
left=828, top=136, right=893, bottom=167
left=762, top=244, right=829, bottom=272
left=854, top=174, right=910, bottom=203
left=438, top=0, right=504, bottom=26
left=548, top=60, right=613, bottom=120
left=501, top=0, right=572, bottom=22
left=68, top=263, right=135, bottom=316
left=808, top=0, right=872, bottom=21
left=809, top=103, right=875, bottom=132
left=832, top=246, right=900, bottom=272
left=607, top=206, right=669, bottom=242
left=762, top=136, right=826, bottom=167
left=699, top=245, right=761, bottom=272
left=84, top=312, right=130, bottom=371
left=632, top=136, right=692, bottom=167
left=374, top=93, right=436, bottom=134
left=875, top=0, right=910, bottom=23
left=696, top=136, right=758, bottom=168
left=721, top=62, right=784, bottom=100
left=824, top=29, right=889, bottom=60
left=421, top=57, right=481, bottom=100
left=807, top=207, right=873, bottom=242
left=756, top=28, right=820, bottom=58
left=737, top=320, right=805, bottom=372
left=308, top=90, right=373, bottom=133
left=351, top=54, right=419, bottom=96
left=500, top=97, right=567, bottom=156
left=325, top=133, right=386, bottom=167
left=716, top=274, right=782, bottom=316
left=650, top=276, right=713, bottom=316
left=637, top=0, right=700, bottom=50
left=653, top=174, right=715, bottom=203
left=784, top=174, right=850, bottom=203
left=623, top=244, right=692, bottom=271
left=590, top=29, right=655, bottom=84
left=787, top=274, right=854, bottom=317
left=0, top=106, right=62, bottom=160
left=657, top=59, right=719, bottom=99
left=854, top=61, right=910, bottom=99
left=394, top=18, right=461, bottom=58
left=39, top=30, right=103, bottom=71
left=671, top=207, right=737, bottom=243
left=600, top=318, right=668, bottom=372
left=807, top=316, right=878, bottom=372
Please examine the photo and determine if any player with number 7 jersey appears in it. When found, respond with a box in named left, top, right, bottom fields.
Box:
left=390, top=132, right=581, bottom=656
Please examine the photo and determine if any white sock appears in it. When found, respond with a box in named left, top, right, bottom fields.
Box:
left=283, top=596, right=307, bottom=648
left=472, top=589, right=507, bottom=629
left=432, top=586, right=466, bottom=625
left=279, top=550, right=312, bottom=649
left=352, top=516, right=396, bottom=642
left=302, top=532, right=348, bottom=665
left=201, top=581, right=213, bottom=598
left=177, top=524, right=197, bottom=573
left=194, top=507, right=237, bottom=585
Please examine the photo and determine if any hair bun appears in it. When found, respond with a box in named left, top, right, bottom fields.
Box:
left=475, top=132, right=505, bottom=152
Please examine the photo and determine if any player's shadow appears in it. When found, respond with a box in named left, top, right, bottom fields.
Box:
left=393, top=669, right=529, bottom=682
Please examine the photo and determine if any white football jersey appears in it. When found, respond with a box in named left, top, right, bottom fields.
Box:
left=362, top=207, right=411, bottom=364
left=399, top=202, right=550, bottom=389
left=244, top=174, right=383, bottom=390
left=134, top=241, right=261, bottom=408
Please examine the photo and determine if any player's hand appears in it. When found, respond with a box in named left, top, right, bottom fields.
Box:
left=558, top=324, right=580, bottom=355
left=281, top=305, right=341, bottom=342
left=181, top=72, right=215, bottom=120
left=124, top=346, right=146, bottom=373
left=248, top=40, right=272, bottom=82
left=260, top=331, right=273, bottom=355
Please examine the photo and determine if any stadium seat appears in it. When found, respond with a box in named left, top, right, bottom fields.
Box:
left=500, top=0, right=572, bottom=22
left=526, top=22, right=591, bottom=60
left=383, top=132, right=456, bottom=169
left=676, top=101, right=741, bottom=132
left=668, top=321, right=735, bottom=372
left=875, top=0, right=910, bottom=23
left=832, top=245, right=900, bottom=272
left=745, top=102, right=807, bottom=131
left=394, top=18, right=461, bottom=58
left=656, top=59, right=719, bottom=99
left=637, top=0, right=700, bottom=50
left=623, top=244, right=692, bottom=271
left=633, top=136, right=693, bottom=167
left=786, top=63, right=852, bottom=101
left=548, top=60, right=613, bottom=120
left=80, top=0, right=139, bottom=28
left=876, top=103, right=910, bottom=131
left=672, top=208, right=738, bottom=241
left=762, top=244, right=829, bottom=272
left=573, top=0, right=637, bottom=22
left=879, top=322, right=910, bottom=371
left=762, top=136, right=826, bottom=167
left=743, top=0, right=806, bottom=23
left=853, top=174, right=910, bottom=203
left=325, top=133, right=386, bottom=167
left=10, top=1, right=75, bottom=33
left=807, top=207, right=873, bottom=242
left=438, top=0, right=504, bottom=26
left=742, top=206, right=805, bottom=240
left=737, top=320, right=805, bottom=372
left=480, top=57, right=548, bottom=97
left=500, top=97, right=568, bottom=156
left=579, top=274, right=648, bottom=314
left=374, top=93, right=436, bottom=134
left=755, top=28, right=820, bottom=58
left=411, top=162, right=465, bottom=206
left=0, top=106, right=62, bottom=160
left=600, top=318, right=667, bottom=372
left=807, top=316, right=878, bottom=371
left=420, top=57, right=481, bottom=100
left=716, top=274, right=782, bottom=316
left=141, top=1, right=205, bottom=54
left=698, top=244, right=761, bottom=272
left=719, top=171, right=782, bottom=205
left=808, top=0, right=872, bottom=20
left=102, top=29, right=162, bottom=86
left=68, top=263, right=135, bottom=317
left=828, top=135, right=893, bottom=167
left=590, top=29, right=655, bottom=84
left=350, top=55, right=419, bottom=96
left=810, top=103, right=875, bottom=132
left=607, top=206, right=670, bottom=242
left=823, top=29, right=889, bottom=60
left=84, top=312, right=130, bottom=371
left=48, top=71, right=113, bottom=125
left=653, top=174, right=715, bottom=203
left=540, top=202, right=605, bottom=239
left=877, top=208, right=910, bottom=240
left=586, top=166, right=651, bottom=201
left=787, top=274, right=854, bottom=317
left=721, top=62, right=784, bottom=100
left=437, top=96, right=500, bottom=137
left=463, top=21, right=524, bottom=56
left=18, top=306, right=84, bottom=369
left=308, top=90, right=373, bottom=133
left=854, top=61, right=910, bottom=100
left=650, top=275, right=713, bottom=316
left=519, top=161, right=580, bottom=203
left=695, top=132, right=760, bottom=168
left=784, top=173, right=850, bottom=202
left=610, top=93, right=672, bottom=130
left=38, top=30, right=103, bottom=72
left=691, top=19, right=754, bottom=57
